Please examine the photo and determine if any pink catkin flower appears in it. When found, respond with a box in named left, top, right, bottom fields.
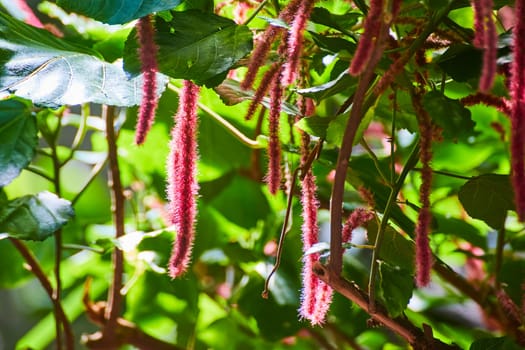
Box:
left=298, top=132, right=332, bottom=325
left=349, top=0, right=384, bottom=75
left=472, top=0, right=498, bottom=92
left=167, top=80, right=200, bottom=278
left=282, top=0, right=315, bottom=85
left=240, top=0, right=304, bottom=90
left=341, top=208, right=374, bottom=245
left=266, top=70, right=283, bottom=195
left=135, top=15, right=160, bottom=145
left=245, top=63, right=280, bottom=120
left=15, top=0, right=44, bottom=28
left=241, top=27, right=282, bottom=90
left=510, top=0, right=525, bottom=221
left=412, top=96, right=433, bottom=287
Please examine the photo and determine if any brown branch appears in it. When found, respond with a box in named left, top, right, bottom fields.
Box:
left=9, top=238, right=74, bottom=348
left=82, top=281, right=183, bottom=350
left=103, top=105, right=126, bottom=339
left=313, top=262, right=460, bottom=350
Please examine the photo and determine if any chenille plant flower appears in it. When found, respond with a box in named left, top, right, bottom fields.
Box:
left=471, top=0, right=497, bottom=92
left=167, top=80, right=200, bottom=278
left=135, top=15, right=159, bottom=145
left=510, top=0, right=525, bottom=221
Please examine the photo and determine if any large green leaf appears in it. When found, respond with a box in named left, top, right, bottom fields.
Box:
left=57, top=0, right=182, bottom=25
left=124, top=11, right=253, bottom=86
left=458, top=174, right=514, bottom=228
left=422, top=91, right=476, bottom=141
left=377, top=261, right=413, bottom=318
left=470, top=337, right=523, bottom=350
left=0, top=191, right=74, bottom=241
left=0, top=99, right=37, bottom=186
left=0, top=12, right=167, bottom=107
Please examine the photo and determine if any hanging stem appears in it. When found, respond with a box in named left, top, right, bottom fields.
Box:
left=49, top=109, right=66, bottom=350
left=494, top=226, right=506, bottom=288
left=368, top=141, right=420, bottom=312
left=11, top=238, right=74, bottom=349
left=103, top=105, right=126, bottom=336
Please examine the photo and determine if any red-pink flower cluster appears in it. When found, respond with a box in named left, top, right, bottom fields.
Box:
left=135, top=15, right=160, bottom=145
left=298, top=133, right=332, bottom=325
left=411, top=95, right=434, bottom=287
left=510, top=0, right=525, bottom=221
left=167, top=81, right=200, bottom=278
left=15, top=0, right=44, bottom=28
left=471, top=0, right=497, bottom=92
left=341, top=208, right=374, bottom=246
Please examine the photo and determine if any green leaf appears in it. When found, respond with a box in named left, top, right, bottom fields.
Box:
left=0, top=12, right=167, bottom=107
left=0, top=191, right=74, bottom=241
left=295, top=115, right=334, bottom=138
left=214, top=79, right=300, bottom=115
left=422, top=91, right=476, bottom=141
left=56, top=0, right=182, bottom=25
left=124, top=11, right=253, bottom=86
left=367, top=221, right=416, bottom=274
left=0, top=99, right=37, bottom=186
left=377, top=261, right=413, bottom=317
left=296, top=70, right=357, bottom=101
left=437, top=44, right=482, bottom=84
left=309, top=7, right=360, bottom=35
left=470, top=337, right=523, bottom=350
left=458, top=174, right=514, bottom=228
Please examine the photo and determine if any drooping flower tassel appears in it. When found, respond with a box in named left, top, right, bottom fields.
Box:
left=349, top=0, right=385, bottom=76
left=135, top=15, right=160, bottom=145
left=15, top=0, right=44, bottom=28
left=510, top=0, right=525, bottom=221
left=266, top=69, right=284, bottom=194
left=240, top=0, right=303, bottom=90
left=472, top=0, right=497, bottom=92
left=298, top=132, right=332, bottom=325
left=282, top=0, right=316, bottom=85
left=411, top=94, right=433, bottom=287
left=167, top=81, right=200, bottom=278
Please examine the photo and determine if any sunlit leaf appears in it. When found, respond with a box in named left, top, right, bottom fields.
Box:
left=470, top=337, right=523, bottom=350
left=296, top=70, right=357, bottom=101
left=0, top=99, right=37, bottom=186
left=56, top=0, right=182, bottom=24
left=377, top=261, right=413, bottom=317
left=458, top=174, right=514, bottom=228
left=423, top=91, right=476, bottom=141
left=0, top=191, right=74, bottom=241
left=0, top=12, right=167, bottom=107
left=124, top=11, right=253, bottom=86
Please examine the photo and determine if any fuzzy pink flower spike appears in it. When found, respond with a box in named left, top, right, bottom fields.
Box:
left=349, top=0, right=384, bottom=75
left=298, top=131, right=332, bottom=325
left=15, top=0, right=44, bottom=28
left=135, top=15, right=160, bottom=145
left=412, top=96, right=433, bottom=287
left=472, top=0, right=497, bottom=92
left=167, top=80, right=201, bottom=278
left=510, top=0, right=525, bottom=221
left=266, top=69, right=283, bottom=195
left=283, top=0, right=316, bottom=85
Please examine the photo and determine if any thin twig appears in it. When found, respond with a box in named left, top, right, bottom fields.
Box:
left=71, top=159, right=108, bottom=205
left=262, top=141, right=322, bottom=297
left=9, top=238, right=74, bottom=348
left=262, top=166, right=299, bottom=298
left=168, top=83, right=263, bottom=149
left=243, top=0, right=271, bottom=25
left=313, top=262, right=461, bottom=350
left=50, top=113, right=67, bottom=350
left=368, top=141, right=420, bottom=312
left=103, top=105, right=126, bottom=336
